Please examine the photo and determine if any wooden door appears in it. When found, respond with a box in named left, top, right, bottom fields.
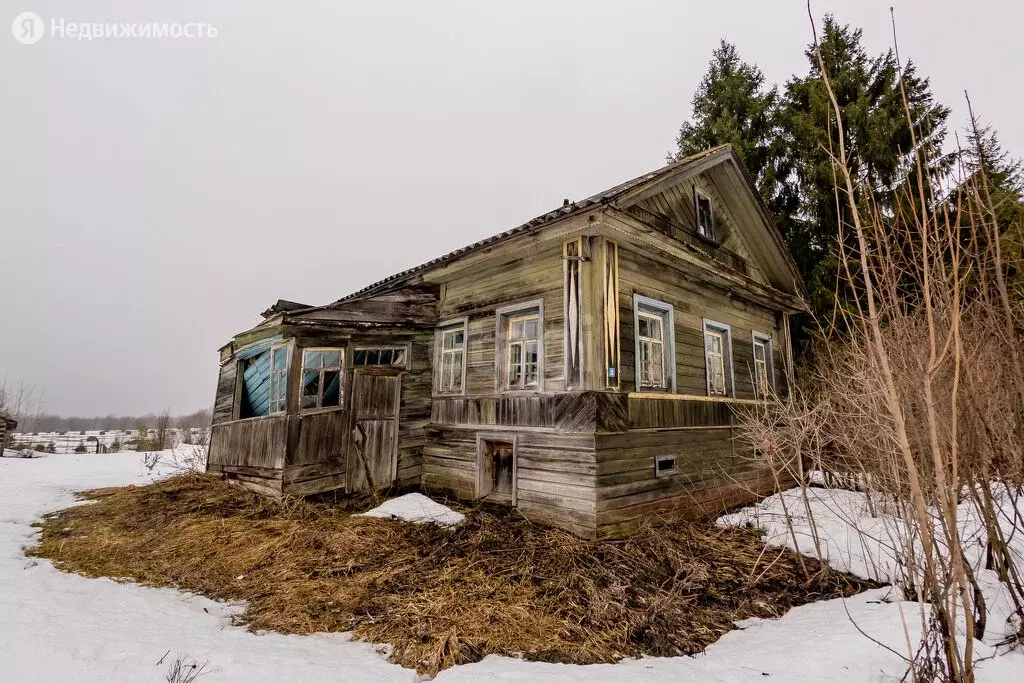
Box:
left=348, top=370, right=400, bottom=492
left=477, top=439, right=516, bottom=504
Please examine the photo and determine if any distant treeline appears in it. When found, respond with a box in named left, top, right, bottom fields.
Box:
left=17, top=408, right=212, bottom=434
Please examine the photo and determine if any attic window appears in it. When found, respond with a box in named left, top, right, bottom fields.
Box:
left=695, top=191, right=715, bottom=241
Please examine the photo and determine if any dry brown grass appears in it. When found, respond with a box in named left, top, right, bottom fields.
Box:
left=31, top=474, right=877, bottom=675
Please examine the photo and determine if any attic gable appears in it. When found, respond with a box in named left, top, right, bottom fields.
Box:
left=613, top=149, right=802, bottom=296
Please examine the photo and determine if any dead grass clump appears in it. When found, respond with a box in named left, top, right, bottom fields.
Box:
left=32, top=474, right=877, bottom=675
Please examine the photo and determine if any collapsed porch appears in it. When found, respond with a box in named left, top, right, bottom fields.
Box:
left=208, top=291, right=436, bottom=497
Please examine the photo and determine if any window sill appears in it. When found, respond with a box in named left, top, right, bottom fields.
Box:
left=434, top=390, right=466, bottom=398
left=298, top=406, right=345, bottom=417
left=694, top=232, right=721, bottom=248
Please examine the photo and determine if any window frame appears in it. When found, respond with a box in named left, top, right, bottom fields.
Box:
left=633, top=294, right=676, bottom=393
left=751, top=331, right=774, bottom=399
left=494, top=299, right=544, bottom=393
left=299, top=346, right=345, bottom=413
left=351, top=345, right=411, bottom=370
left=695, top=188, right=716, bottom=242
left=268, top=342, right=290, bottom=414
left=434, top=318, right=468, bottom=396
left=655, top=454, right=679, bottom=477
left=702, top=318, right=734, bottom=397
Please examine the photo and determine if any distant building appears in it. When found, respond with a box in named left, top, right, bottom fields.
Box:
left=0, top=415, right=17, bottom=450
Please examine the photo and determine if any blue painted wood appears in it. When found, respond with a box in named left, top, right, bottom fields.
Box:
left=236, top=335, right=284, bottom=361
left=243, top=352, right=272, bottom=417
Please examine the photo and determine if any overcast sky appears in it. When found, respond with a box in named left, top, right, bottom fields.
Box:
left=1, top=1, right=1018, bottom=416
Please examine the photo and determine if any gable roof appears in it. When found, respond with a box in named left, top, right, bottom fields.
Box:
left=331, top=145, right=808, bottom=304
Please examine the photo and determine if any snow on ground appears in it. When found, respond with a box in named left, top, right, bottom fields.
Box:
left=1, top=454, right=1022, bottom=681
left=720, top=481, right=1024, bottom=651
left=0, top=450, right=417, bottom=682
left=355, top=492, right=465, bottom=526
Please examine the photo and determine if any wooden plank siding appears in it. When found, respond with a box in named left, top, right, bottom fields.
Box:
left=593, top=425, right=780, bottom=539
left=616, top=242, right=789, bottom=398
left=423, top=426, right=598, bottom=536
left=436, top=242, right=566, bottom=395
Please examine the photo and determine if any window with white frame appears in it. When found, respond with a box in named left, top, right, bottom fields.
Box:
left=300, top=348, right=343, bottom=410
left=268, top=344, right=289, bottom=414
left=633, top=295, right=674, bottom=392
left=695, top=190, right=715, bottom=241
left=498, top=305, right=542, bottom=391
left=752, top=333, right=773, bottom=399
left=437, top=322, right=466, bottom=394
left=703, top=319, right=732, bottom=396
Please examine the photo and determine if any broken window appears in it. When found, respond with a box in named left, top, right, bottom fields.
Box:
left=352, top=347, right=408, bottom=368
left=752, top=333, right=773, bottom=399
left=300, top=348, right=343, bottom=411
left=237, top=341, right=287, bottom=419
left=703, top=319, right=733, bottom=396
left=436, top=322, right=466, bottom=394
left=695, top=190, right=715, bottom=241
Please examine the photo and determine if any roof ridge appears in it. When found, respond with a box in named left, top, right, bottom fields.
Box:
left=328, top=145, right=734, bottom=305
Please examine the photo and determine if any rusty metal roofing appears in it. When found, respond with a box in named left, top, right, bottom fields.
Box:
left=331, top=145, right=732, bottom=304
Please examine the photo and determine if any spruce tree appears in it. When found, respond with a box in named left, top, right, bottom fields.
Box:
left=780, top=16, right=951, bottom=321
left=670, top=42, right=789, bottom=211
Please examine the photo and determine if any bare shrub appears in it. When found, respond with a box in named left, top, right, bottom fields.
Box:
left=737, top=11, right=1024, bottom=682
left=163, top=654, right=208, bottom=683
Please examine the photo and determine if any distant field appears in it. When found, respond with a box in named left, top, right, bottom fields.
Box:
left=9, top=429, right=204, bottom=454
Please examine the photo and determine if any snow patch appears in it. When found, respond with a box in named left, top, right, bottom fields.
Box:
left=355, top=493, right=465, bottom=526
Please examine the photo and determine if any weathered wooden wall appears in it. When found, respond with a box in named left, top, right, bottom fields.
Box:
left=285, top=409, right=348, bottom=496
left=423, top=427, right=597, bottom=536
left=437, top=242, right=566, bottom=394
left=208, top=414, right=289, bottom=497
left=593, top=394, right=780, bottom=538
left=615, top=242, right=788, bottom=398
left=212, top=361, right=236, bottom=425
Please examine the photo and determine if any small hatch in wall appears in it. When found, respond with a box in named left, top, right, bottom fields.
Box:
left=655, top=455, right=679, bottom=477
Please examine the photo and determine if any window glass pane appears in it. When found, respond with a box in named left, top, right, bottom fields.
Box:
left=648, top=317, right=662, bottom=340
left=638, top=316, right=650, bottom=338
left=322, top=349, right=342, bottom=369
left=302, top=371, right=319, bottom=398
left=510, top=318, right=525, bottom=338
left=353, top=350, right=366, bottom=366
left=303, top=350, right=322, bottom=370
left=321, top=371, right=341, bottom=407
left=452, top=351, right=463, bottom=387
left=378, top=349, right=393, bottom=365
left=454, top=331, right=464, bottom=346
left=525, top=341, right=539, bottom=385
left=273, top=347, right=288, bottom=370
left=366, top=349, right=380, bottom=365
left=300, top=394, right=318, bottom=410
left=524, top=318, right=539, bottom=339
left=508, top=342, right=523, bottom=386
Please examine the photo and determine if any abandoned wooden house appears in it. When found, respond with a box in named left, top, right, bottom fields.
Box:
left=207, top=144, right=807, bottom=538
